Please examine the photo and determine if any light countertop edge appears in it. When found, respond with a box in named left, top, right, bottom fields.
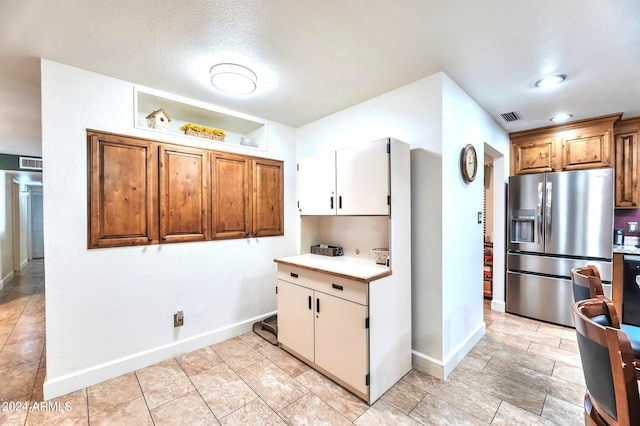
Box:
left=274, top=254, right=392, bottom=283
left=613, top=245, right=640, bottom=255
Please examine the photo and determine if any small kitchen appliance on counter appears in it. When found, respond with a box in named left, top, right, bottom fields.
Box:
left=614, top=228, right=625, bottom=245
left=310, top=244, right=343, bottom=256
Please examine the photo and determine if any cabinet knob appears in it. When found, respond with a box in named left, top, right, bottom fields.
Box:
left=147, top=237, right=152, bottom=242
left=161, top=236, right=167, bottom=241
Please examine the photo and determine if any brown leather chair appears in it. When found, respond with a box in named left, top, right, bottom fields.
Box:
left=573, top=298, right=640, bottom=426
left=571, top=266, right=640, bottom=378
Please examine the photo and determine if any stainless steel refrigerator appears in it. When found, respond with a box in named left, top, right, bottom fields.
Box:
left=506, top=168, right=614, bottom=327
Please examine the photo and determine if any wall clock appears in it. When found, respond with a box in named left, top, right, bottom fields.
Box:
left=460, top=144, right=478, bottom=183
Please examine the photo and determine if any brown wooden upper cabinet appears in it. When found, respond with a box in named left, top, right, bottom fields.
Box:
left=159, top=145, right=210, bottom=243
left=614, top=117, right=640, bottom=208
left=253, top=157, right=284, bottom=237
left=88, top=130, right=283, bottom=248
left=510, top=113, right=620, bottom=176
left=88, top=131, right=157, bottom=248
left=211, top=153, right=284, bottom=239
left=212, top=152, right=252, bottom=239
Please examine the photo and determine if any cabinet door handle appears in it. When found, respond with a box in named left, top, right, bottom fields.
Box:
left=316, top=298, right=320, bottom=313
left=308, top=295, right=312, bottom=310
left=290, top=272, right=298, bottom=278
left=338, top=196, right=342, bottom=209
left=330, top=196, right=334, bottom=209
left=332, top=284, right=344, bottom=291
left=161, top=236, right=167, bottom=241
left=147, top=237, right=152, bottom=242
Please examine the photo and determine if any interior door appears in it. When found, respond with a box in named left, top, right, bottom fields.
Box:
left=297, top=151, right=336, bottom=215
left=314, top=292, right=368, bottom=395
left=336, top=139, right=390, bottom=215
left=31, top=190, right=44, bottom=259
left=277, top=280, right=315, bottom=362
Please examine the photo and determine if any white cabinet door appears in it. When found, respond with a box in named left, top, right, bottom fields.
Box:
left=277, top=280, right=315, bottom=362
left=336, top=139, right=390, bottom=215
left=314, top=292, right=368, bottom=396
left=297, top=151, right=336, bottom=215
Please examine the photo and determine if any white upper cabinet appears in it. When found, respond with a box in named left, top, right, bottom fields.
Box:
left=298, top=151, right=337, bottom=215
left=298, top=139, right=391, bottom=216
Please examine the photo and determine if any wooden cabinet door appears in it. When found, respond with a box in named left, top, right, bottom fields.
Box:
left=511, top=138, right=555, bottom=175
left=212, top=153, right=251, bottom=238
left=314, top=291, right=368, bottom=396
left=297, top=151, right=336, bottom=215
left=88, top=133, right=156, bottom=248
left=253, top=158, right=284, bottom=237
left=336, top=139, right=390, bottom=215
left=615, top=131, right=638, bottom=208
left=159, top=145, right=210, bottom=243
left=277, top=280, right=315, bottom=362
left=560, top=129, right=612, bottom=170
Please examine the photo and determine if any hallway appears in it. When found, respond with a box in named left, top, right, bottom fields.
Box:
left=0, top=260, right=585, bottom=425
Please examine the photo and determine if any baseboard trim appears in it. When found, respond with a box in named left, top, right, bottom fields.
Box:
left=491, top=300, right=506, bottom=312
left=20, top=259, right=29, bottom=270
left=43, top=310, right=277, bottom=400
left=412, top=321, right=486, bottom=380
left=0, top=271, right=15, bottom=289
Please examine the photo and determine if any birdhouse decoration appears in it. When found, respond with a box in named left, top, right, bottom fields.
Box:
left=145, top=109, right=172, bottom=131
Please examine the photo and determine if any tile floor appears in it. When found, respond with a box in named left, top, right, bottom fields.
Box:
left=0, top=259, right=586, bottom=425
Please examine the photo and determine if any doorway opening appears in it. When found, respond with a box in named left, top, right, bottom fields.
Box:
left=483, top=144, right=507, bottom=312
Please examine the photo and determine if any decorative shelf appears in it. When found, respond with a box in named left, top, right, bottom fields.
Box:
left=134, top=87, right=268, bottom=151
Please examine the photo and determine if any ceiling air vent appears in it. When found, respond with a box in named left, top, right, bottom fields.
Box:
left=19, top=157, right=43, bottom=170
left=499, top=110, right=523, bottom=123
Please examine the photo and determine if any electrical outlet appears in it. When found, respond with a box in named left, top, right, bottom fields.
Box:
left=174, top=310, right=184, bottom=327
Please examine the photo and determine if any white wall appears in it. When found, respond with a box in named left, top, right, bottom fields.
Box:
left=296, top=72, right=510, bottom=379
left=41, top=60, right=297, bottom=399
left=0, top=171, right=14, bottom=287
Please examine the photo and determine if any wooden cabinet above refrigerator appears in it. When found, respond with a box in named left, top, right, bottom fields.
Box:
left=509, top=113, right=621, bottom=176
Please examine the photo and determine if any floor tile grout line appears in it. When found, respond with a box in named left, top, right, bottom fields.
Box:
left=178, top=353, right=224, bottom=424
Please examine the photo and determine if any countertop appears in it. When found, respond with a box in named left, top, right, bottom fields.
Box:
left=613, top=245, right=640, bottom=255
left=273, top=253, right=392, bottom=283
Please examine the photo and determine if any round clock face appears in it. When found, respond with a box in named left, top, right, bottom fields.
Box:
left=461, top=144, right=477, bottom=183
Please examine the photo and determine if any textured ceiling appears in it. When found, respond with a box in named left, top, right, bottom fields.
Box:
left=0, top=0, right=639, bottom=158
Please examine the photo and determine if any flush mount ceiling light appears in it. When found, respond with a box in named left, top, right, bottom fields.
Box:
left=550, top=113, right=573, bottom=122
left=210, top=63, right=257, bottom=94
left=534, top=74, right=566, bottom=88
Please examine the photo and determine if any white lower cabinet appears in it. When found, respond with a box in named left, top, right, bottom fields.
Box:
left=277, top=266, right=369, bottom=400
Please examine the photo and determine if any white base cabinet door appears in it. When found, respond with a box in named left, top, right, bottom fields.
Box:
left=315, top=292, right=368, bottom=396
left=277, top=280, right=315, bottom=362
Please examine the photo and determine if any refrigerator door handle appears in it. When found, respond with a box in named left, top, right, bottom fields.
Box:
left=545, top=182, right=553, bottom=240
left=537, top=182, right=544, bottom=243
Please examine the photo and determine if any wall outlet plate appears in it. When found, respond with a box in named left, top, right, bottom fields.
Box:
left=174, top=310, right=184, bottom=327
left=628, top=222, right=638, bottom=233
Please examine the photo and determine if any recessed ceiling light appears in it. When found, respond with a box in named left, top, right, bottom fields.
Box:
left=210, top=63, right=257, bottom=94
left=534, top=74, right=566, bottom=88
left=550, top=113, right=573, bottom=122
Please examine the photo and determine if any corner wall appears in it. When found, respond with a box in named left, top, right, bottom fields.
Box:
left=41, top=60, right=297, bottom=399
left=296, top=72, right=510, bottom=379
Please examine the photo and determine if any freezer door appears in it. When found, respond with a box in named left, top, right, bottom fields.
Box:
left=508, top=174, right=546, bottom=253
left=544, top=169, right=614, bottom=258
left=506, top=271, right=574, bottom=327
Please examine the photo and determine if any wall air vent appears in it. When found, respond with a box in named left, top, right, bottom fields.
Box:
left=19, top=157, right=43, bottom=170
left=499, top=110, right=523, bottom=123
